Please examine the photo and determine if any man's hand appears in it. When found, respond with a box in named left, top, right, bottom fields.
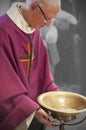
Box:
left=35, top=108, right=56, bottom=128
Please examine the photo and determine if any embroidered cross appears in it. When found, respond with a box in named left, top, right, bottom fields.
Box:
left=20, top=43, right=34, bottom=77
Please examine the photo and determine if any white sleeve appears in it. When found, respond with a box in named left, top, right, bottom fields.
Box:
left=26, top=111, right=36, bottom=128
left=14, top=111, right=36, bottom=130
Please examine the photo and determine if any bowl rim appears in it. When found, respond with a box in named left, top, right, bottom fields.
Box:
left=37, top=91, right=86, bottom=115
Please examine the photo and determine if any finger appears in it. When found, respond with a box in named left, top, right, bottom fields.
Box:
left=39, top=116, right=56, bottom=128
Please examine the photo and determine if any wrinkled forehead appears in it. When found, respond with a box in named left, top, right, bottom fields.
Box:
left=37, top=0, right=60, bottom=18
left=39, top=3, right=60, bottom=19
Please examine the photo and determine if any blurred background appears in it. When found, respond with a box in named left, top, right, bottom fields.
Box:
left=0, top=0, right=86, bottom=130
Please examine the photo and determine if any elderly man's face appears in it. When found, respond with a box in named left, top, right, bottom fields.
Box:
left=26, top=1, right=60, bottom=29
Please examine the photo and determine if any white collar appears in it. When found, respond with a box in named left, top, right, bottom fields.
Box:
left=7, top=2, right=35, bottom=34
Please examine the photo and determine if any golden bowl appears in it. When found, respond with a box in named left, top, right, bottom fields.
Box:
left=37, top=91, right=86, bottom=122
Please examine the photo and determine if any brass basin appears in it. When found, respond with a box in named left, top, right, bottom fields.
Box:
left=37, top=91, right=86, bottom=122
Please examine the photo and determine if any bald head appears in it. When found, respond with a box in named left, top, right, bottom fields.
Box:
left=24, top=0, right=61, bottom=20
left=37, top=0, right=61, bottom=19
left=37, top=0, right=60, bottom=7
left=25, top=0, right=61, bottom=10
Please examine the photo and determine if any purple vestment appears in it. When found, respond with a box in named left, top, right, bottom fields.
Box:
left=0, top=14, right=59, bottom=130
